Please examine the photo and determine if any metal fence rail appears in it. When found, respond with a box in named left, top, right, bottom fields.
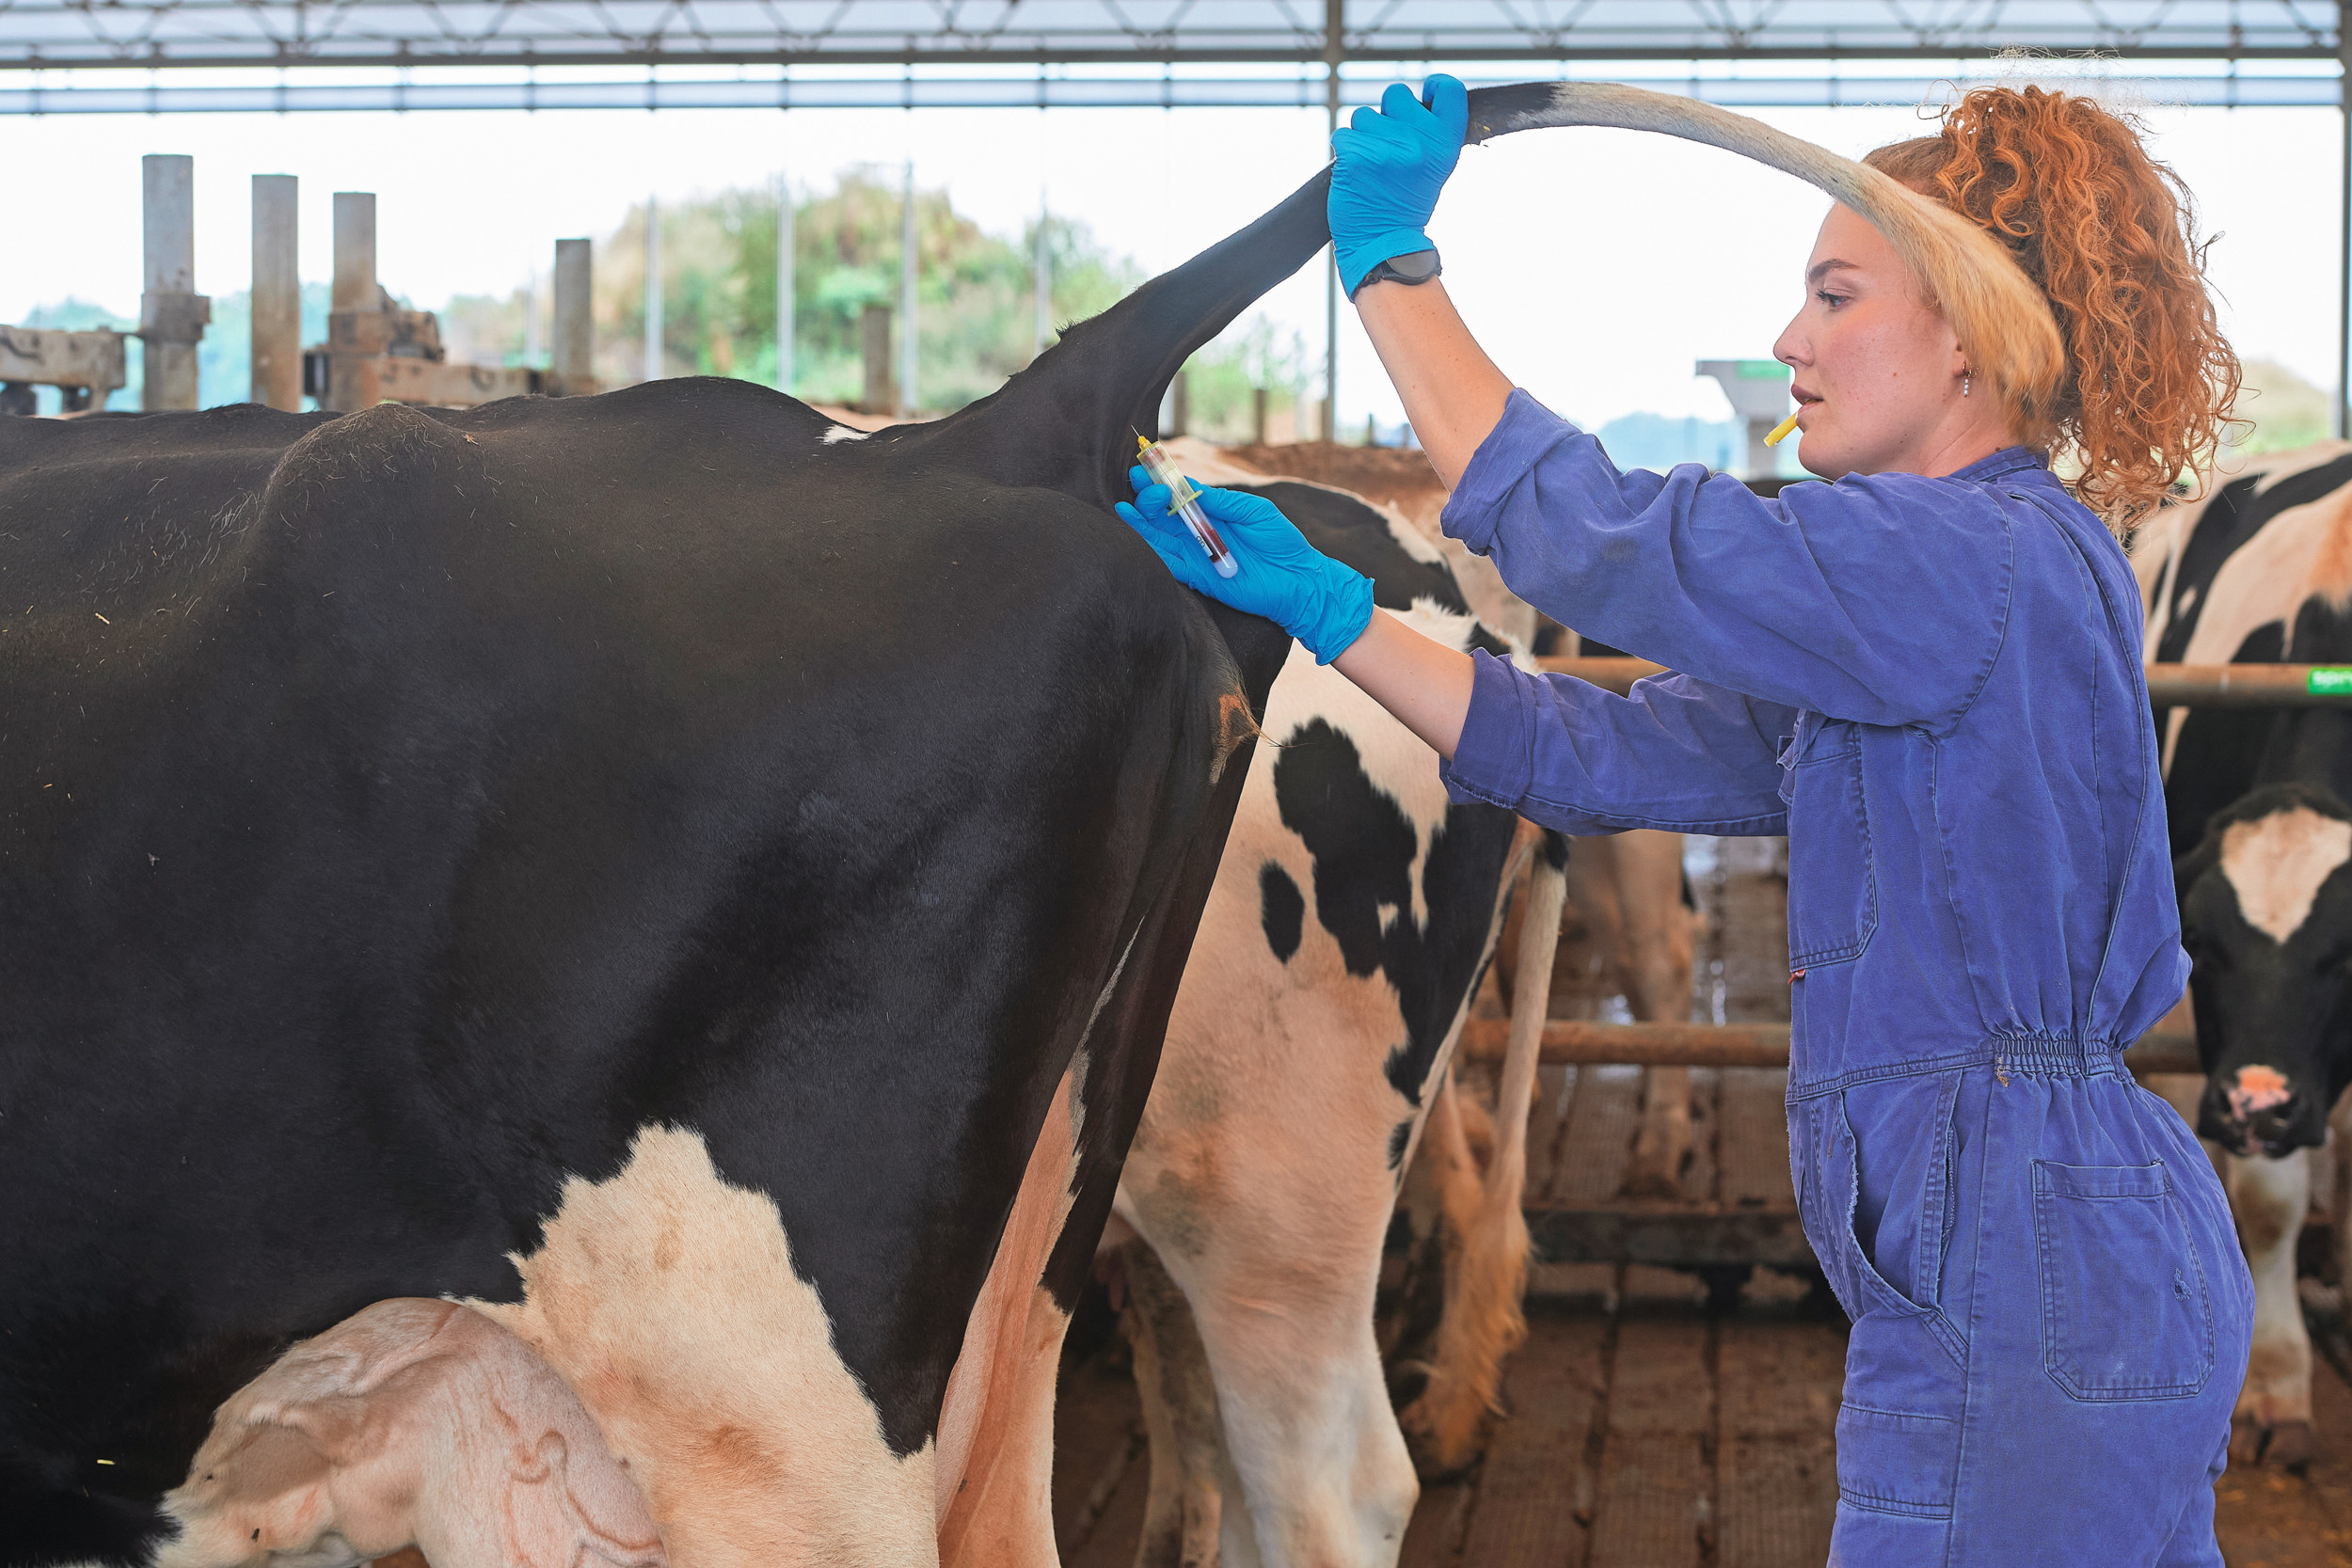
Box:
left=1535, top=657, right=2352, bottom=707
left=1460, top=1018, right=2201, bottom=1076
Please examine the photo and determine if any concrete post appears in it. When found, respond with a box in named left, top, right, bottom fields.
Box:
left=898, top=159, right=917, bottom=418
left=551, top=237, right=593, bottom=395
left=140, top=154, right=209, bottom=410
left=644, top=196, right=662, bottom=382
left=523, top=261, right=542, bottom=367
left=1171, top=369, right=1188, bottom=437
left=1253, top=386, right=1268, bottom=445
left=322, top=192, right=382, bottom=413
left=249, top=174, right=300, bottom=411
left=777, top=175, right=795, bottom=395
left=862, top=304, right=892, bottom=413
left=332, top=192, right=376, bottom=312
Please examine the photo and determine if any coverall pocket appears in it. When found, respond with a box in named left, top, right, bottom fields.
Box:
left=2032, top=1160, right=2214, bottom=1401
left=1792, top=1087, right=1967, bottom=1370
left=1782, top=718, right=1877, bottom=969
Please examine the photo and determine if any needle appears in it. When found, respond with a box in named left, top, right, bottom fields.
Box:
left=1763, top=408, right=1804, bottom=448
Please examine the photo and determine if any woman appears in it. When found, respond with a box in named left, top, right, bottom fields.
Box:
left=1120, top=78, right=2255, bottom=1565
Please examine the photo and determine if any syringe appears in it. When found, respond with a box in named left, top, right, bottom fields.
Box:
left=1135, top=435, right=1240, bottom=578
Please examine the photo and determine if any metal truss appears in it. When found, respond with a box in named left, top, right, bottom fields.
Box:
left=2, top=69, right=2337, bottom=113
left=0, top=0, right=2341, bottom=74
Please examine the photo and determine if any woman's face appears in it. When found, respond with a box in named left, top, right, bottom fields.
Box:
left=1771, top=201, right=2015, bottom=480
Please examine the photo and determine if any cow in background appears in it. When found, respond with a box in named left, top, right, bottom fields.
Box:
left=2136, top=441, right=2352, bottom=1470
left=1105, top=465, right=1566, bottom=1567
left=1174, top=439, right=1704, bottom=1197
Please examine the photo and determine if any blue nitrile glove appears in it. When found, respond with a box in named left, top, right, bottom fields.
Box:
left=1117, top=466, right=1375, bottom=665
left=1328, top=74, right=1470, bottom=298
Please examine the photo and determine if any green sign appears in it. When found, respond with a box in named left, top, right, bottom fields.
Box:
left=2311, top=667, right=2352, bottom=696
left=1737, top=359, right=1790, bottom=380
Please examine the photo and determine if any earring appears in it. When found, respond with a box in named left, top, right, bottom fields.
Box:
left=1963, top=371, right=1972, bottom=398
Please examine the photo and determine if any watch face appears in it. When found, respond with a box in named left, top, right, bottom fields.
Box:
left=1390, top=250, right=1439, bottom=280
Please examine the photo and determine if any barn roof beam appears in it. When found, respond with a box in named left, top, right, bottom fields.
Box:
left=0, top=0, right=2342, bottom=74
left=4, top=69, right=2336, bottom=112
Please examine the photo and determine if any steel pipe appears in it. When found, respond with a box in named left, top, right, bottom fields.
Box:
left=1536, top=657, right=2352, bottom=707
left=1459, top=1018, right=2201, bottom=1077
left=2146, top=663, right=2352, bottom=706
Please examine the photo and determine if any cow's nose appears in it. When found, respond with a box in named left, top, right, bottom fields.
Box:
left=2201, top=1065, right=2307, bottom=1155
left=2224, top=1065, right=2296, bottom=1124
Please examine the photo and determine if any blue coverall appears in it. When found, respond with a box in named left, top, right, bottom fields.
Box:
left=1436, top=391, right=2255, bottom=1566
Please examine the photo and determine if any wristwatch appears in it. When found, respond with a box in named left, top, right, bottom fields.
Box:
left=1353, top=248, right=1442, bottom=296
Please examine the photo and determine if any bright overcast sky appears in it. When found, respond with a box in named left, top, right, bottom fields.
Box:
left=1, top=86, right=2339, bottom=430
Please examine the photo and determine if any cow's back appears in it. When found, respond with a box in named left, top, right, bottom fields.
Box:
left=0, top=382, right=1251, bottom=1561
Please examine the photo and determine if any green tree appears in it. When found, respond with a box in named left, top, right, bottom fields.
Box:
left=581, top=169, right=1145, bottom=413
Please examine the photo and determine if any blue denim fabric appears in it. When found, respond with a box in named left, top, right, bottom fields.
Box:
left=1438, top=390, right=2254, bottom=1566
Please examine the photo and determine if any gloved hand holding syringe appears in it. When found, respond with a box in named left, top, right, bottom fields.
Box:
left=1133, top=435, right=1239, bottom=578
left=1116, top=444, right=1376, bottom=667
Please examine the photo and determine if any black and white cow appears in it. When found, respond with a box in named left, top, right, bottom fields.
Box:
left=2137, top=441, right=2352, bottom=1468
left=0, top=166, right=1334, bottom=1568
left=1175, top=439, right=1704, bottom=1198
left=1105, top=461, right=1565, bottom=1568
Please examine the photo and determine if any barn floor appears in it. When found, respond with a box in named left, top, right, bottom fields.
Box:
left=1050, top=1276, right=2352, bottom=1568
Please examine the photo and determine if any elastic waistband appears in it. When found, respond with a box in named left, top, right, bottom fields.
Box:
left=1788, top=1035, right=2130, bottom=1101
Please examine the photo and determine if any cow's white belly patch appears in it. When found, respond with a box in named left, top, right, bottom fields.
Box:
left=2220, top=805, right=2352, bottom=944
left=469, top=1124, right=934, bottom=1568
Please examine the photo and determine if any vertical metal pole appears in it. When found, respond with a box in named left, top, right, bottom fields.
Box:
left=863, top=303, right=892, bottom=412
left=551, top=237, right=593, bottom=394
left=1034, top=191, right=1052, bottom=356
left=899, top=158, right=917, bottom=418
left=2341, top=3, right=2350, bottom=439
left=331, top=191, right=376, bottom=313
left=1324, top=0, right=1343, bottom=443
left=523, top=260, right=542, bottom=367
left=142, top=153, right=202, bottom=410
left=644, top=195, right=662, bottom=382
left=249, top=173, right=299, bottom=411
left=777, top=174, right=795, bottom=395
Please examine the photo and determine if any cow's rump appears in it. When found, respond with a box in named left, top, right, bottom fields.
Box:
left=0, top=381, right=1268, bottom=1563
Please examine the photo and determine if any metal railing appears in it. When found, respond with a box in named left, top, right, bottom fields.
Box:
left=1534, top=657, right=2352, bottom=706
left=1459, top=1019, right=2200, bottom=1077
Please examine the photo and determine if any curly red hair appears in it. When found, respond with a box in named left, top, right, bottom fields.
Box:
left=1867, top=87, right=2241, bottom=525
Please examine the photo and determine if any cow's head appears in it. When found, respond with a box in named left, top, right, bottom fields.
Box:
left=2177, top=782, right=2352, bottom=1156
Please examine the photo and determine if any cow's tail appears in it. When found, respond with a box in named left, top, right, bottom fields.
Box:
left=957, top=79, right=2059, bottom=510
left=929, top=165, right=1334, bottom=509
left=1400, top=826, right=1566, bottom=1474
left=1463, top=81, right=2065, bottom=441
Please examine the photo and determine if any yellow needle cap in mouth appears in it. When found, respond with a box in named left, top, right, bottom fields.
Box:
left=1763, top=408, right=1803, bottom=449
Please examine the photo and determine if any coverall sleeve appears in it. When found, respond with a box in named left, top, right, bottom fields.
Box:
left=1438, top=653, right=1796, bottom=835
left=1443, top=390, right=2017, bottom=729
